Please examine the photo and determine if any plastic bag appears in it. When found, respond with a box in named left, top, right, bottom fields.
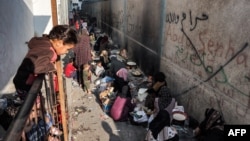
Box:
left=132, top=110, right=148, bottom=123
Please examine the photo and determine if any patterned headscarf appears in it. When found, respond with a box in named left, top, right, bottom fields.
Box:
left=158, top=86, right=172, bottom=110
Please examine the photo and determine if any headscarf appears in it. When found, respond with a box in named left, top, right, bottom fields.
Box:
left=116, top=68, right=128, bottom=81
left=73, top=32, right=91, bottom=66
left=158, top=86, right=172, bottom=110
left=100, top=50, right=109, bottom=63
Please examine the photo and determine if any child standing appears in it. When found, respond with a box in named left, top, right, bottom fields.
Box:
left=82, top=63, right=92, bottom=94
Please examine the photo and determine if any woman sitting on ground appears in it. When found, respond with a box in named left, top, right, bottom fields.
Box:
left=108, top=48, right=128, bottom=77
left=99, top=49, right=110, bottom=70
left=144, top=72, right=178, bottom=141
left=152, top=72, right=173, bottom=111
left=99, top=35, right=109, bottom=53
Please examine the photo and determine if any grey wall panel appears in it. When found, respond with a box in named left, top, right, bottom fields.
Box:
left=82, top=0, right=250, bottom=124
left=162, top=0, right=250, bottom=124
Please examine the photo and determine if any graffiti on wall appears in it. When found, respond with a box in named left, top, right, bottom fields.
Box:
left=164, top=10, right=250, bottom=113
left=126, top=1, right=142, bottom=34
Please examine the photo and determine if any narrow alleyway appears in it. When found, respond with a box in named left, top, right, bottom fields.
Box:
left=66, top=77, right=148, bottom=141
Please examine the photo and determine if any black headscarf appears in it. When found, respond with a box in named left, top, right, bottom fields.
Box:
left=158, top=86, right=172, bottom=110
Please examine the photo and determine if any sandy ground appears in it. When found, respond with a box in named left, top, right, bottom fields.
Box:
left=66, top=77, right=148, bottom=141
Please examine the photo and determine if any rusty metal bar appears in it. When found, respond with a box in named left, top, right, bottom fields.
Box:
left=3, top=74, right=45, bottom=141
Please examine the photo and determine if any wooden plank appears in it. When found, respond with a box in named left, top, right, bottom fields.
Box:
left=51, top=0, right=68, bottom=140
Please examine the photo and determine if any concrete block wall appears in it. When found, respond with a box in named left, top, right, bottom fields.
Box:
left=83, top=0, right=250, bottom=124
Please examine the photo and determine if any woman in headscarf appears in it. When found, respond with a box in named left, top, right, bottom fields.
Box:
left=145, top=72, right=178, bottom=141
left=152, top=72, right=173, bottom=111
left=73, top=28, right=92, bottom=88
left=99, top=49, right=110, bottom=70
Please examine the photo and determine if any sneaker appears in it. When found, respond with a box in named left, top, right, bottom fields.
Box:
left=72, top=81, right=79, bottom=87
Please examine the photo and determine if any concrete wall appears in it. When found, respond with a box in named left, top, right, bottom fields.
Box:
left=84, top=0, right=164, bottom=75
left=57, top=0, right=70, bottom=25
left=0, top=0, right=54, bottom=95
left=33, top=0, right=53, bottom=36
left=0, top=0, right=34, bottom=94
left=162, top=0, right=250, bottom=124
left=83, top=0, right=250, bottom=124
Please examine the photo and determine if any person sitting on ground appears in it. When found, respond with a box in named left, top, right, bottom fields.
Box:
left=144, top=89, right=157, bottom=112
left=64, top=58, right=77, bottom=81
left=13, top=25, right=78, bottom=100
left=114, top=68, right=130, bottom=94
left=138, top=73, right=154, bottom=88
left=93, top=36, right=103, bottom=52
left=116, top=48, right=128, bottom=63
left=99, top=35, right=109, bottom=53
left=95, top=60, right=105, bottom=78
left=108, top=48, right=128, bottom=77
left=144, top=73, right=177, bottom=141
left=150, top=72, right=174, bottom=114
left=194, top=108, right=224, bottom=141
left=99, top=49, right=111, bottom=70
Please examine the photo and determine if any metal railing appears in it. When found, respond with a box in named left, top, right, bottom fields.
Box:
left=3, top=74, right=45, bottom=141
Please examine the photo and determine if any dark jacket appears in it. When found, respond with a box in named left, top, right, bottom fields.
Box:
left=13, top=37, right=56, bottom=91
left=100, top=56, right=110, bottom=70
left=149, top=110, right=171, bottom=140
left=109, top=56, right=126, bottom=76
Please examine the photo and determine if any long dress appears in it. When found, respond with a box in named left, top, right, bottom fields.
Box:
left=73, top=33, right=92, bottom=85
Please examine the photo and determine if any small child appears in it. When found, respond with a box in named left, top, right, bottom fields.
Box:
left=64, top=58, right=78, bottom=86
left=95, top=61, right=105, bottom=78
left=83, top=63, right=92, bottom=94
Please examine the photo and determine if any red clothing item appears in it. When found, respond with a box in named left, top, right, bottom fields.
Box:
left=75, top=21, right=80, bottom=30
left=64, top=63, right=76, bottom=77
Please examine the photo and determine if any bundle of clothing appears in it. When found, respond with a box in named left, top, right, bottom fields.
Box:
left=195, top=108, right=225, bottom=141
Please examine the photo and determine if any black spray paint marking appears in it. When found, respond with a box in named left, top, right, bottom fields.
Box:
left=177, top=12, right=249, bottom=100
left=204, top=43, right=248, bottom=82
left=190, top=13, right=208, bottom=31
